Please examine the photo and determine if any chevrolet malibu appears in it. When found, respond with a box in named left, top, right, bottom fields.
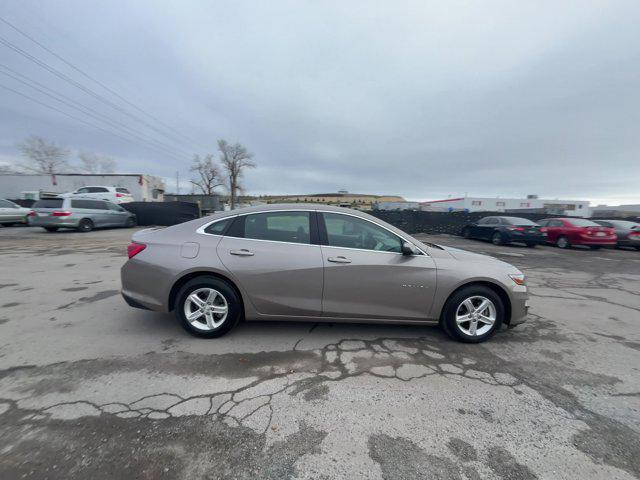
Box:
left=121, top=205, right=529, bottom=343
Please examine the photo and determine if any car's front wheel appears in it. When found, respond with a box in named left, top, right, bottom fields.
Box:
left=491, top=232, right=503, bottom=246
left=175, top=276, right=241, bottom=338
left=441, top=285, right=504, bottom=343
left=461, top=227, right=471, bottom=239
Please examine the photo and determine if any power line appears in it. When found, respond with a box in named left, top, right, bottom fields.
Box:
left=0, top=64, right=193, bottom=159
left=0, top=33, right=201, bottom=155
left=0, top=82, right=186, bottom=162
left=0, top=15, right=207, bottom=151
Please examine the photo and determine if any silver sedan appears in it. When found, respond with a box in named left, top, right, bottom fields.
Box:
left=121, top=204, right=529, bottom=343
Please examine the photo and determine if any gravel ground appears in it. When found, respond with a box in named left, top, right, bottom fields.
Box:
left=0, top=226, right=639, bottom=479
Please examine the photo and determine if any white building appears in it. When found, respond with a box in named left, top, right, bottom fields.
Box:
left=0, top=174, right=165, bottom=202
left=420, top=196, right=590, bottom=217
left=374, top=201, right=421, bottom=211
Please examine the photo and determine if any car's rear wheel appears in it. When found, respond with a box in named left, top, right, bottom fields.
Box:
left=491, top=232, right=503, bottom=246
left=175, top=276, right=241, bottom=338
left=441, top=285, right=504, bottom=343
left=78, top=219, right=93, bottom=232
left=556, top=236, right=570, bottom=249
left=44, top=227, right=59, bottom=232
left=461, top=227, right=471, bottom=239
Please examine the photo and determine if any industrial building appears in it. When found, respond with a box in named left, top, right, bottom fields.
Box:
left=0, top=173, right=165, bottom=202
left=420, top=196, right=591, bottom=217
left=261, top=191, right=405, bottom=210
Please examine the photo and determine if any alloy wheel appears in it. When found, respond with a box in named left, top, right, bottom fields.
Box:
left=183, top=288, right=228, bottom=331
left=455, top=296, right=496, bottom=336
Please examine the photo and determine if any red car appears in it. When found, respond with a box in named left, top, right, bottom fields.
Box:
left=538, top=218, right=617, bottom=249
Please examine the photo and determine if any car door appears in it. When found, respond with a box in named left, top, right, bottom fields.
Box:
left=87, top=200, right=111, bottom=227
left=544, top=220, right=563, bottom=243
left=216, top=210, right=324, bottom=316
left=105, top=201, right=129, bottom=226
left=319, top=212, right=436, bottom=320
left=0, top=199, right=18, bottom=223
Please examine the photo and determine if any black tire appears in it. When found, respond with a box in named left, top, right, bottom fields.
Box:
left=556, top=236, right=570, bottom=249
left=77, top=218, right=94, bottom=232
left=491, top=231, right=503, bottom=246
left=125, top=217, right=137, bottom=228
left=525, top=243, right=536, bottom=248
left=589, top=246, right=601, bottom=250
left=175, top=276, right=242, bottom=338
left=461, top=227, right=471, bottom=239
left=441, top=285, right=504, bottom=343
left=44, top=227, right=59, bottom=232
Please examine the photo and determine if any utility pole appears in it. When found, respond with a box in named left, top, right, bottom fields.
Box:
left=176, top=171, right=180, bottom=195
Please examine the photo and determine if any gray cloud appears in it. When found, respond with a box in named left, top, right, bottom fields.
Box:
left=1, top=0, right=639, bottom=204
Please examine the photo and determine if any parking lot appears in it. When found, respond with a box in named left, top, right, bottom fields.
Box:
left=1, top=226, right=639, bottom=479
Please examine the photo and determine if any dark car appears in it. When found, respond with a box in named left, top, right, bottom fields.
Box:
left=594, top=219, right=640, bottom=250
left=461, top=216, right=546, bottom=247
left=537, top=218, right=616, bottom=249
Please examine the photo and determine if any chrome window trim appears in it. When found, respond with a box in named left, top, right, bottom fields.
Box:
left=195, top=208, right=428, bottom=256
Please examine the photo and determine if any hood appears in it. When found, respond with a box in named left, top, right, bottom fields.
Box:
left=440, top=245, right=514, bottom=268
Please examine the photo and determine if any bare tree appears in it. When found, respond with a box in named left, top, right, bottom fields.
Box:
left=218, top=139, right=255, bottom=209
left=78, top=151, right=117, bottom=174
left=18, top=136, right=70, bottom=173
left=190, top=153, right=224, bottom=195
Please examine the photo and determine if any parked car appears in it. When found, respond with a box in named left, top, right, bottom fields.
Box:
left=0, top=198, right=32, bottom=226
left=537, top=218, right=616, bottom=249
left=121, top=205, right=529, bottom=343
left=461, top=216, right=546, bottom=247
left=65, top=186, right=134, bottom=204
left=29, top=197, right=137, bottom=232
left=593, top=219, right=640, bottom=250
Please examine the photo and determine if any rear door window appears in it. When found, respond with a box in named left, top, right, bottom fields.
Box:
left=72, top=200, right=108, bottom=210
left=227, top=212, right=312, bottom=244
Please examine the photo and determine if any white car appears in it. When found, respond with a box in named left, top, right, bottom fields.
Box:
left=0, top=198, right=32, bottom=226
left=67, top=186, right=134, bottom=204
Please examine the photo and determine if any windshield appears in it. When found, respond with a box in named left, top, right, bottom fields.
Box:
left=33, top=199, right=63, bottom=209
left=503, top=217, right=537, bottom=226
left=569, top=218, right=600, bottom=227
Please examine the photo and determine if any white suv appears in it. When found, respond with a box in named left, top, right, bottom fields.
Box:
left=67, top=186, right=134, bottom=204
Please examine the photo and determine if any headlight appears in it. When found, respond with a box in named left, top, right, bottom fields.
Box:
left=509, top=273, right=526, bottom=285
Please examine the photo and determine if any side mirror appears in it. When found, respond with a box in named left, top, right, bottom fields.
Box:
left=401, top=241, right=419, bottom=256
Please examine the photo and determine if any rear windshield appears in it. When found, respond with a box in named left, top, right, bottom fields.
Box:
left=116, top=188, right=130, bottom=194
left=33, top=199, right=63, bottom=208
left=568, top=218, right=599, bottom=227
left=503, top=217, right=537, bottom=226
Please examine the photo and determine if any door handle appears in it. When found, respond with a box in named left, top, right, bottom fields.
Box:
left=229, top=249, right=254, bottom=256
left=327, top=256, right=351, bottom=264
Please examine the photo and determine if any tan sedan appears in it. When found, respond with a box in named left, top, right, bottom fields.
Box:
left=121, top=204, right=529, bottom=343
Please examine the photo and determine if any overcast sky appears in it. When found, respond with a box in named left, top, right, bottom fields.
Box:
left=1, top=0, right=639, bottom=204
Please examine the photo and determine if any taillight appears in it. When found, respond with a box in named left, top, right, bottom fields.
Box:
left=629, top=231, right=640, bottom=237
left=540, top=227, right=547, bottom=233
left=127, top=242, right=146, bottom=259
left=52, top=210, right=72, bottom=217
left=116, top=193, right=123, bottom=198
left=507, top=226, right=525, bottom=231
left=27, top=210, right=37, bottom=217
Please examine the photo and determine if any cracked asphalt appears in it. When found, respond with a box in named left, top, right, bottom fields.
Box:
left=0, top=226, right=639, bottom=479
